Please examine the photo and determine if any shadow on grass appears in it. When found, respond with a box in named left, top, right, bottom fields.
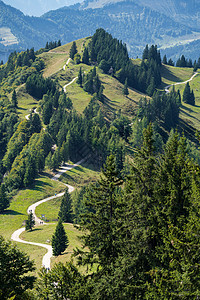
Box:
left=161, top=65, right=182, bottom=83
left=32, top=228, right=43, bottom=232
left=1, top=210, right=24, bottom=216
left=18, top=106, right=26, bottom=111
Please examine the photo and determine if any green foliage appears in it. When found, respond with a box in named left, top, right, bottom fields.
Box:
left=0, top=235, right=35, bottom=299
left=0, top=184, right=9, bottom=212
left=58, top=188, right=73, bottom=223
left=75, top=155, right=123, bottom=269
left=183, top=82, right=195, bottom=105
left=36, top=262, right=89, bottom=300
left=52, top=219, right=69, bottom=256
left=45, top=40, right=61, bottom=51
left=82, top=47, right=89, bottom=65
left=25, top=212, right=35, bottom=231
left=138, top=88, right=181, bottom=130
left=77, top=67, right=83, bottom=86
left=69, top=41, right=78, bottom=60
left=11, top=89, right=17, bottom=108
left=26, top=73, right=57, bottom=100
left=122, top=78, right=129, bottom=96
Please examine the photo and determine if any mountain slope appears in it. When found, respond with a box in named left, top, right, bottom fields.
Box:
left=42, top=1, right=194, bottom=58
left=0, top=1, right=58, bottom=50
left=2, top=0, right=82, bottom=17
left=1, top=0, right=200, bottom=63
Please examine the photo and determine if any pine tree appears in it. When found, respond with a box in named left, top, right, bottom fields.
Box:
left=82, top=47, right=89, bottom=64
left=0, top=184, right=9, bottom=211
left=52, top=219, right=69, bottom=256
left=123, top=78, right=129, bottom=96
left=162, top=54, right=167, bottom=64
left=183, top=82, right=195, bottom=105
left=69, top=41, right=77, bottom=60
left=77, top=67, right=83, bottom=86
left=11, top=89, right=18, bottom=108
left=75, top=155, right=123, bottom=269
left=58, top=189, right=73, bottom=223
left=25, top=212, right=35, bottom=231
left=0, top=236, right=35, bottom=298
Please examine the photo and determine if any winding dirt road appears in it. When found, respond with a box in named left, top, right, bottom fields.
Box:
left=11, top=158, right=85, bottom=269
left=165, top=72, right=198, bottom=94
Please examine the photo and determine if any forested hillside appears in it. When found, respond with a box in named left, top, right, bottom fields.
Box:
left=0, top=29, right=200, bottom=299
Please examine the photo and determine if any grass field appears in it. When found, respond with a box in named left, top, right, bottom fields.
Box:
left=171, top=72, right=200, bottom=131
left=0, top=173, right=66, bottom=240
left=35, top=196, right=62, bottom=222
left=59, top=163, right=100, bottom=188
left=21, top=223, right=84, bottom=269
left=15, top=84, right=38, bottom=119
left=99, top=72, right=149, bottom=118
left=160, top=64, right=194, bottom=88
left=41, top=37, right=91, bottom=78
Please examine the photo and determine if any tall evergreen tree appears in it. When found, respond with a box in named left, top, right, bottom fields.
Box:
left=82, top=47, right=89, bottom=64
left=69, top=41, right=77, bottom=60
left=183, top=82, right=195, bottom=105
left=77, top=67, right=83, bottom=87
left=0, top=184, right=9, bottom=211
left=75, top=155, right=123, bottom=270
left=25, top=212, right=35, bottom=231
left=58, top=189, right=73, bottom=223
left=123, top=78, right=129, bottom=96
left=11, top=89, right=18, bottom=108
left=52, top=219, right=69, bottom=256
left=0, top=236, right=35, bottom=299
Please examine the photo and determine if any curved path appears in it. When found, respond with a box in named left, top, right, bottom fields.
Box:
left=11, top=158, right=85, bottom=269
left=165, top=72, right=198, bottom=94
left=63, top=58, right=71, bottom=71
left=63, top=77, right=78, bottom=93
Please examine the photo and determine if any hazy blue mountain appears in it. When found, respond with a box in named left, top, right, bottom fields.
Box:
left=3, top=0, right=82, bottom=16
left=0, top=0, right=200, bottom=63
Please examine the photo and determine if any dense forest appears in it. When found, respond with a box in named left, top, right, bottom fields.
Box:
left=0, top=28, right=200, bottom=299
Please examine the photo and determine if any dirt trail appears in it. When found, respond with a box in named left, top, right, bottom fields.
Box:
left=11, top=158, right=85, bottom=269
left=165, top=72, right=198, bottom=94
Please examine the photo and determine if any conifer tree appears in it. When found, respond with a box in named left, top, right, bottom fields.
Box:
left=11, top=89, right=18, bottom=108
left=58, top=189, right=73, bottom=223
left=162, top=54, right=167, bottom=64
left=82, top=47, right=89, bottom=64
left=183, top=82, right=195, bottom=105
left=75, top=154, right=123, bottom=269
left=0, top=184, right=9, bottom=211
left=52, top=219, right=69, bottom=256
left=0, top=235, right=35, bottom=298
left=77, top=67, right=83, bottom=86
left=123, top=78, right=129, bottom=96
left=25, top=212, right=35, bottom=231
left=69, top=41, right=77, bottom=60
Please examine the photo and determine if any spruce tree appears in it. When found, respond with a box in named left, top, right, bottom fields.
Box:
left=123, top=78, right=129, bottom=96
left=82, top=47, right=89, bottom=64
left=75, top=154, right=123, bottom=269
left=162, top=54, right=167, bottom=64
left=52, top=219, right=69, bottom=256
left=69, top=41, right=77, bottom=60
left=0, top=184, right=9, bottom=211
left=25, top=212, right=35, bottom=231
left=58, top=189, right=73, bottom=223
left=11, top=89, right=18, bottom=108
left=77, top=67, right=83, bottom=86
left=183, top=82, right=195, bottom=105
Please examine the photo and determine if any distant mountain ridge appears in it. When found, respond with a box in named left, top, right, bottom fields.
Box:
left=2, top=0, right=82, bottom=16
left=0, top=0, right=200, bottom=62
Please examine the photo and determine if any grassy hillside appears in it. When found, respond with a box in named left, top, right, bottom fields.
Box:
left=160, top=64, right=200, bottom=137
left=160, top=64, right=194, bottom=87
